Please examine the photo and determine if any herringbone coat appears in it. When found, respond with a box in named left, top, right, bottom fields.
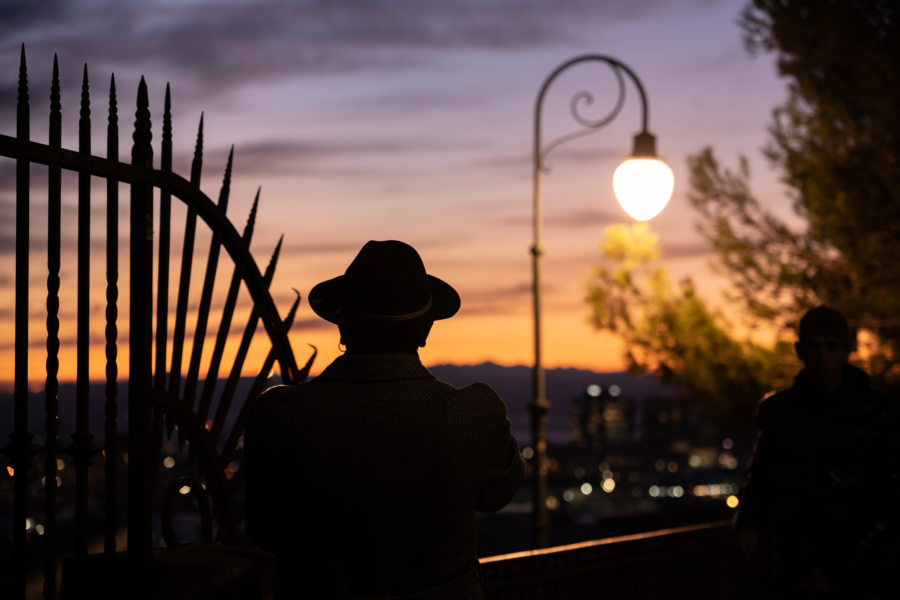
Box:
left=245, top=352, right=525, bottom=599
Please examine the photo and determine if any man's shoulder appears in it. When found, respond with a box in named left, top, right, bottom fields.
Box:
left=755, top=384, right=810, bottom=427
left=249, top=384, right=303, bottom=423
left=758, top=386, right=795, bottom=411
left=257, top=383, right=300, bottom=404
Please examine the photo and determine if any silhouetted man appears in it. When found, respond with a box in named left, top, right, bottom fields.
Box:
left=734, top=306, right=899, bottom=598
left=245, top=240, right=524, bottom=599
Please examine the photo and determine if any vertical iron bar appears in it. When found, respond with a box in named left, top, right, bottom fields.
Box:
left=168, top=114, right=203, bottom=399
left=71, top=65, right=95, bottom=597
left=199, top=190, right=259, bottom=433
left=9, top=42, right=32, bottom=600
left=216, top=237, right=282, bottom=437
left=148, top=84, right=173, bottom=529
left=155, top=85, right=172, bottom=388
left=127, top=77, right=154, bottom=600
left=43, top=54, right=62, bottom=600
left=183, top=147, right=233, bottom=413
left=103, top=73, right=120, bottom=599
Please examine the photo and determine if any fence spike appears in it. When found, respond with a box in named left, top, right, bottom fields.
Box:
left=133, top=77, right=152, bottom=156
left=43, top=51, right=62, bottom=600
left=199, top=187, right=260, bottom=439
left=128, top=74, right=155, bottom=591
left=216, top=237, right=283, bottom=439
left=191, top=112, right=204, bottom=185
left=103, top=71, right=120, bottom=576
left=71, top=62, right=96, bottom=596
left=4, top=41, right=34, bottom=600
left=182, top=147, right=234, bottom=429
left=246, top=186, right=260, bottom=240
left=155, top=84, right=173, bottom=389
left=169, top=112, right=204, bottom=399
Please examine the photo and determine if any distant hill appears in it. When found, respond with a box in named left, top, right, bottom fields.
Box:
left=0, top=363, right=675, bottom=445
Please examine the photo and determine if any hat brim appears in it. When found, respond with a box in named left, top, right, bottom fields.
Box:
left=309, top=274, right=460, bottom=325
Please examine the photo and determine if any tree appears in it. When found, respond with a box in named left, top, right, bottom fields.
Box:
left=585, top=223, right=796, bottom=429
left=589, top=1, right=900, bottom=398
left=733, top=0, right=900, bottom=378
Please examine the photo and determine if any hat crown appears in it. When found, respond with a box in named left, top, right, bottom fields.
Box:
left=308, top=240, right=459, bottom=325
left=340, top=240, right=432, bottom=319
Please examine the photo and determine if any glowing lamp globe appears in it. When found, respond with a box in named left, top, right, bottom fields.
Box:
left=612, top=131, right=674, bottom=221
left=613, top=158, right=674, bottom=221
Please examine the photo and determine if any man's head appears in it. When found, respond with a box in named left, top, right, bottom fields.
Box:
left=795, top=305, right=852, bottom=392
left=308, top=240, right=460, bottom=353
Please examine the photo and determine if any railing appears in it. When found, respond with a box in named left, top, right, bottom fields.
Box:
left=480, top=521, right=752, bottom=599
left=46, top=521, right=750, bottom=598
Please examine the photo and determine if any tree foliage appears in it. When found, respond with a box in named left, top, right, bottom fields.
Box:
left=735, top=0, right=900, bottom=377
left=588, top=1, right=900, bottom=404
left=686, top=149, right=855, bottom=335
left=586, top=223, right=796, bottom=428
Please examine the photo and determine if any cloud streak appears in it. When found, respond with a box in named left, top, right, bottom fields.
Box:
left=230, top=137, right=484, bottom=177
left=2, top=0, right=655, bottom=103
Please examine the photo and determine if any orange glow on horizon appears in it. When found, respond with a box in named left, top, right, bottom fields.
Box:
left=0, top=302, right=628, bottom=389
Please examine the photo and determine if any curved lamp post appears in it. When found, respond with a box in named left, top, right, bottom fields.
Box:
left=530, top=55, right=673, bottom=548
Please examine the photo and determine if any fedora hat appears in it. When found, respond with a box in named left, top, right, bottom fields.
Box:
left=309, top=240, right=460, bottom=325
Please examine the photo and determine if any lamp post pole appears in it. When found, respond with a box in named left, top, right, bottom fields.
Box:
left=530, top=55, right=670, bottom=549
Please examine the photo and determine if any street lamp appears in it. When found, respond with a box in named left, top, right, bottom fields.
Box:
left=529, top=55, right=673, bottom=548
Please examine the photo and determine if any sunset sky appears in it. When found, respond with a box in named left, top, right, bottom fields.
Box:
left=0, top=0, right=794, bottom=385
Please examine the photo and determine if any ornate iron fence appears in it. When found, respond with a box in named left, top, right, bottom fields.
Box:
left=1, top=46, right=312, bottom=599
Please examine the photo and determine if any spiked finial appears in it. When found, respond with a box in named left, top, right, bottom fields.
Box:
left=50, top=56, right=61, bottom=147
left=17, top=44, right=29, bottom=139
left=216, top=145, right=234, bottom=213
left=107, top=74, right=118, bottom=148
left=19, top=44, right=26, bottom=85
left=132, top=77, right=153, bottom=166
left=243, top=187, right=260, bottom=243
left=107, top=73, right=119, bottom=167
left=161, top=83, right=172, bottom=171
left=80, top=64, right=91, bottom=127
left=263, top=235, right=284, bottom=284
left=190, top=112, right=204, bottom=185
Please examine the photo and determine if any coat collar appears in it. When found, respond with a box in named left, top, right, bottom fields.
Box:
left=314, top=352, right=436, bottom=383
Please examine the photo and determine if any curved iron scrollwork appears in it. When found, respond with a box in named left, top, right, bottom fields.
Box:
left=162, top=476, right=213, bottom=547
left=539, top=66, right=626, bottom=173
left=534, top=55, right=650, bottom=174
left=153, top=389, right=233, bottom=547
left=151, top=291, right=314, bottom=548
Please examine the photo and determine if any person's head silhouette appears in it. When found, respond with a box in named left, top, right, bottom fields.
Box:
left=308, top=240, right=460, bottom=353
left=795, top=305, right=852, bottom=392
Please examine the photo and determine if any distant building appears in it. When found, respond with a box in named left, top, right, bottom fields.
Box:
left=570, top=384, right=633, bottom=451
left=569, top=384, right=704, bottom=455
